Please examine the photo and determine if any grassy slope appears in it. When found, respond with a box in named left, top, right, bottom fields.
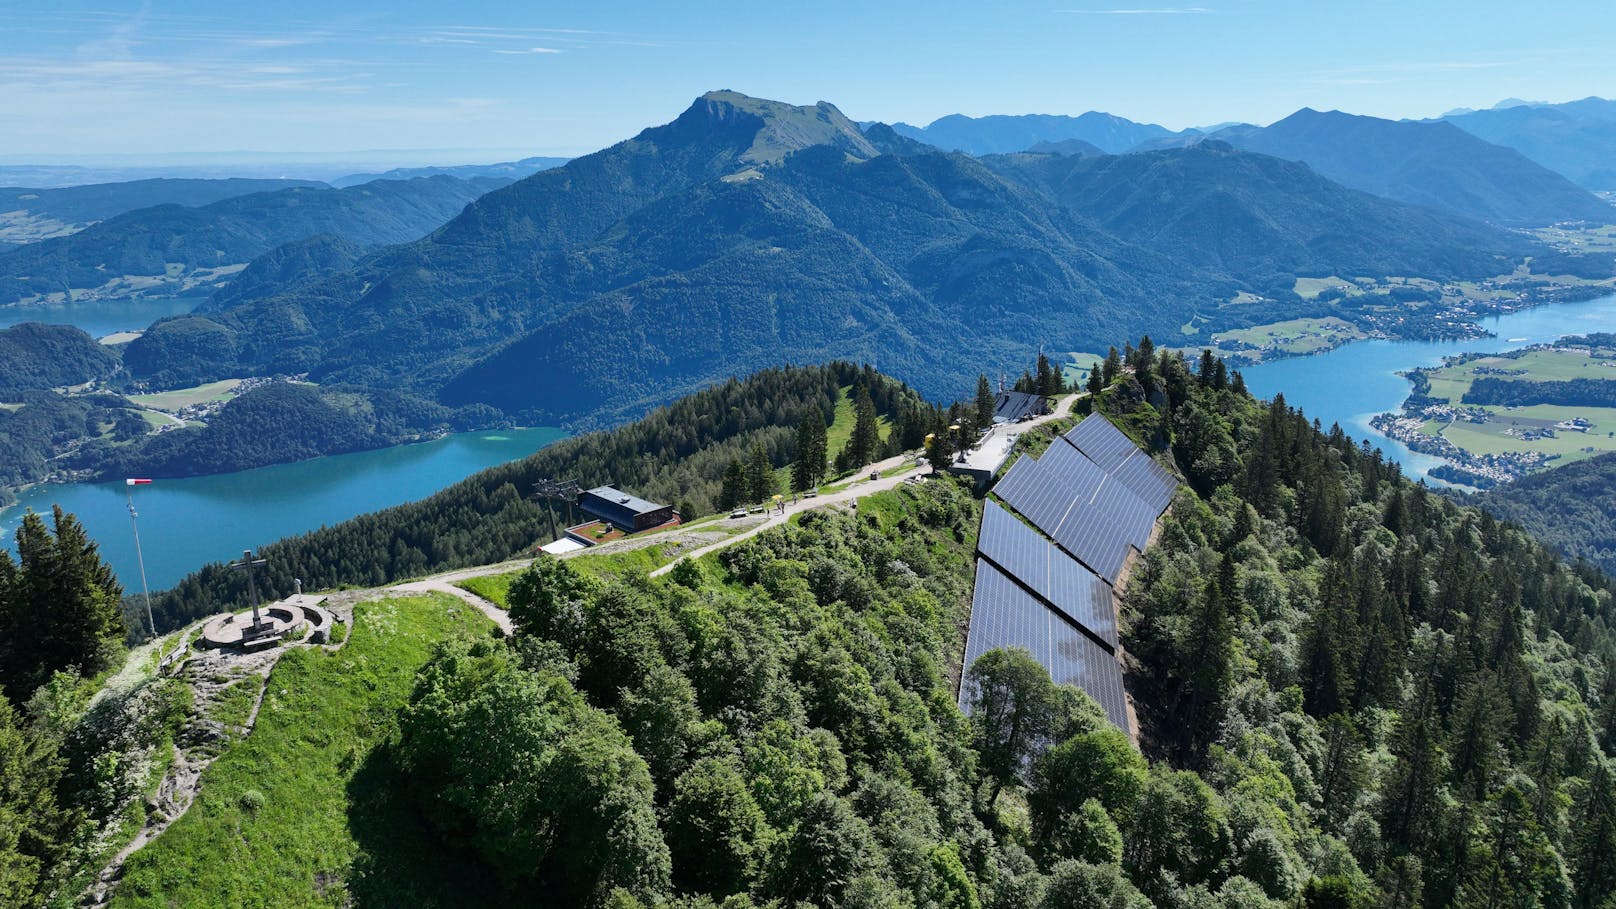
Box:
left=110, top=594, right=497, bottom=909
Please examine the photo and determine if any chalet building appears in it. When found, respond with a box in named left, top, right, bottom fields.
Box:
left=577, top=485, right=676, bottom=532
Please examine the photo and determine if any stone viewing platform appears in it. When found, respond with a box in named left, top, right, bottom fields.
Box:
left=199, top=594, right=335, bottom=649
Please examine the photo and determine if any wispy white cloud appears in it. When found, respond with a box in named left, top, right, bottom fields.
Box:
left=1054, top=7, right=1212, bottom=14
left=491, top=47, right=563, bottom=55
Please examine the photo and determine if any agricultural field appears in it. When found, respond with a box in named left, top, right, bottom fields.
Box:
left=1292, top=275, right=1365, bottom=299
left=126, top=378, right=242, bottom=412
left=1211, top=316, right=1370, bottom=357
left=1414, top=347, right=1616, bottom=466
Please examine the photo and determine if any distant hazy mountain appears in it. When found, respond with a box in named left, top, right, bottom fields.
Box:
left=0, top=178, right=324, bottom=244
left=1207, top=108, right=1615, bottom=226
left=885, top=112, right=1190, bottom=155
left=985, top=141, right=1527, bottom=279
left=329, top=157, right=570, bottom=188
left=1024, top=138, right=1106, bottom=157
left=0, top=176, right=506, bottom=306
left=140, top=91, right=1536, bottom=429
left=1444, top=97, right=1616, bottom=191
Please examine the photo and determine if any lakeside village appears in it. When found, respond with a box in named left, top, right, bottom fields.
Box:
left=1369, top=408, right=1563, bottom=488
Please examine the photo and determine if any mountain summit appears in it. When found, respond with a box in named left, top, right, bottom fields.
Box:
left=133, top=91, right=1539, bottom=427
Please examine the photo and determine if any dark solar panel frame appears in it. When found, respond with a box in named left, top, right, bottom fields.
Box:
left=1108, top=449, right=1177, bottom=514
left=1064, top=414, right=1139, bottom=472
left=978, top=502, right=1118, bottom=648
left=1087, top=475, right=1158, bottom=550
left=1052, top=512, right=1131, bottom=582
left=961, top=561, right=1130, bottom=730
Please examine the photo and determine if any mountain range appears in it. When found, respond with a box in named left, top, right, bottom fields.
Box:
left=1442, top=97, right=1616, bottom=191
left=891, top=100, right=1616, bottom=216
left=887, top=111, right=1191, bottom=155
left=0, top=178, right=324, bottom=244
left=1199, top=108, right=1615, bottom=226
left=0, top=175, right=508, bottom=306
left=127, top=90, right=1544, bottom=431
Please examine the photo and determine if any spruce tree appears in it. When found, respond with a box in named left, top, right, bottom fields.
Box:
left=974, top=375, right=996, bottom=429
left=1, top=507, right=124, bottom=699
left=720, top=460, right=748, bottom=509
left=842, top=384, right=880, bottom=469
left=747, top=442, right=777, bottom=504
left=791, top=405, right=827, bottom=493
left=1571, top=759, right=1616, bottom=909
left=1087, top=362, right=1104, bottom=395
left=1102, top=347, right=1122, bottom=385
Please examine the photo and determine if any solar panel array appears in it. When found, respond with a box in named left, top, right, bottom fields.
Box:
left=978, top=502, right=1117, bottom=649
left=962, top=561, right=1131, bottom=730
left=991, top=439, right=1150, bottom=582
left=1064, top=415, right=1177, bottom=514
left=961, top=412, right=1179, bottom=735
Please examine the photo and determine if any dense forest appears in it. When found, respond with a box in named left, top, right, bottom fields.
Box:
left=4, top=346, right=1616, bottom=906
left=1475, top=450, right=1616, bottom=574
left=333, top=344, right=1616, bottom=907
left=1463, top=375, right=1616, bottom=407
left=142, top=362, right=941, bottom=635
left=67, top=382, right=499, bottom=482
left=0, top=323, right=120, bottom=399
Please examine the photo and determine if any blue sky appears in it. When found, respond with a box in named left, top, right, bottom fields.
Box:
left=3, top=0, right=1614, bottom=162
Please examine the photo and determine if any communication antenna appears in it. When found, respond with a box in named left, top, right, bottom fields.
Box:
left=124, top=479, right=157, bottom=638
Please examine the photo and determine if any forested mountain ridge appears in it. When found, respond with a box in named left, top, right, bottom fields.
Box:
left=0, top=322, right=120, bottom=399
left=143, top=362, right=934, bottom=633
left=151, top=91, right=1549, bottom=429
left=0, top=175, right=508, bottom=305
left=1206, top=108, right=1616, bottom=226
left=1473, top=449, right=1616, bottom=573
left=887, top=110, right=1190, bottom=155
left=0, top=177, right=324, bottom=244
left=8, top=352, right=1616, bottom=907
left=1443, top=97, right=1616, bottom=191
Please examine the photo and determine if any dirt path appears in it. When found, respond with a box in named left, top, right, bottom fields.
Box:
left=391, top=576, right=514, bottom=635
left=648, top=393, right=1085, bottom=577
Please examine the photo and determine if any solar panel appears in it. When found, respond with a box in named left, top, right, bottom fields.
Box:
left=1052, top=513, right=1132, bottom=582
left=1109, top=449, right=1177, bottom=514
left=978, top=501, right=1118, bottom=649
left=1086, top=475, right=1158, bottom=550
left=994, top=457, right=1081, bottom=542
left=1064, top=414, right=1139, bottom=472
left=960, top=560, right=1131, bottom=731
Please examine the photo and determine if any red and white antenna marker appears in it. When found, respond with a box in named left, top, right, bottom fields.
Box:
left=125, top=479, right=156, bottom=637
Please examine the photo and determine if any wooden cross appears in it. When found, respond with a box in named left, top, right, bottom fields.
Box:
left=231, top=549, right=269, bottom=626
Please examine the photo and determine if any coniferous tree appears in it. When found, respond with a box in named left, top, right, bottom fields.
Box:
left=1571, top=759, right=1616, bottom=909
left=720, top=459, right=748, bottom=510
left=791, top=405, right=827, bottom=493
left=747, top=442, right=777, bottom=504
left=1102, top=347, right=1122, bottom=385
left=1087, top=362, right=1104, bottom=395
left=841, top=384, right=881, bottom=469
left=1197, top=349, right=1217, bottom=387
left=0, top=507, right=124, bottom=700
left=974, top=375, right=996, bottom=430
left=0, top=692, right=67, bottom=906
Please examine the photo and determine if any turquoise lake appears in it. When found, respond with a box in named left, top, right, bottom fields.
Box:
left=1241, top=292, right=1616, bottom=484
left=0, top=426, right=566, bottom=590
left=0, top=295, right=204, bottom=337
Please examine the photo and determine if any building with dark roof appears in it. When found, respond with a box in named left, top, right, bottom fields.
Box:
left=577, top=485, right=676, bottom=532
left=993, top=391, right=1048, bottom=423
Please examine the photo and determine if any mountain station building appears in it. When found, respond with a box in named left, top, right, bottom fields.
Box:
left=577, top=485, right=677, bottom=532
